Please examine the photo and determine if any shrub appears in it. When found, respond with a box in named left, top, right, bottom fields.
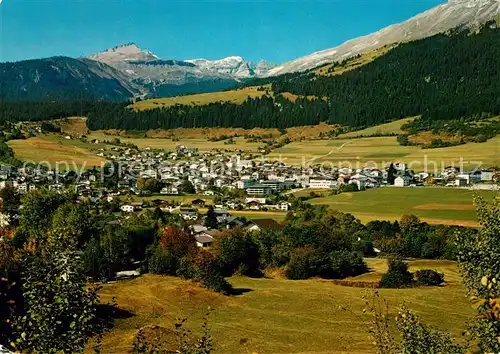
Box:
left=214, top=230, right=261, bottom=277
left=306, top=250, right=332, bottom=279
left=396, top=306, right=466, bottom=354
left=380, top=272, right=411, bottom=289
left=379, top=258, right=414, bottom=288
left=340, top=183, right=359, bottom=193
left=474, top=134, right=488, bottom=143
left=194, top=250, right=232, bottom=295
left=132, top=326, right=177, bottom=353
left=176, top=256, right=197, bottom=279
left=309, top=191, right=320, bottom=198
left=200, top=271, right=232, bottom=295
left=159, top=226, right=196, bottom=259
left=285, top=248, right=313, bottom=280
left=284, top=248, right=364, bottom=280
left=415, top=269, right=444, bottom=286
left=354, top=238, right=377, bottom=257
left=148, top=246, right=179, bottom=275
left=40, top=121, right=61, bottom=133
left=330, top=251, right=368, bottom=279
left=397, top=134, right=411, bottom=146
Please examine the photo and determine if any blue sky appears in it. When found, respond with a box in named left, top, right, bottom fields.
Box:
left=0, top=0, right=445, bottom=63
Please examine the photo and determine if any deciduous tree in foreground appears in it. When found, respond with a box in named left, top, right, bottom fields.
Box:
left=369, top=195, right=500, bottom=353
left=13, top=227, right=100, bottom=353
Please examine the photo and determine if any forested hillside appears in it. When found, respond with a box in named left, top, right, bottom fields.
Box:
left=88, top=95, right=329, bottom=130
left=2, top=23, right=500, bottom=132
left=0, top=101, right=124, bottom=123
left=0, top=96, right=330, bottom=130
left=86, top=23, right=500, bottom=131
left=0, top=57, right=139, bottom=101
left=271, top=24, right=500, bottom=127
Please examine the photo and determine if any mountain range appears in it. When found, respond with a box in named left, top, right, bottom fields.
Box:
left=87, top=43, right=276, bottom=97
left=269, top=0, right=500, bottom=75
left=1, top=0, right=499, bottom=101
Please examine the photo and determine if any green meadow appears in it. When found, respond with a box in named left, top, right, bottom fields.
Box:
left=95, top=259, right=472, bottom=354
left=303, top=187, right=496, bottom=227
left=268, top=136, right=500, bottom=170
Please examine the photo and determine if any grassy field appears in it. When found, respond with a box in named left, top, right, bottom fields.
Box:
left=314, top=46, right=394, bottom=77
left=88, top=124, right=339, bottom=143
left=131, top=86, right=268, bottom=111
left=119, top=136, right=262, bottom=152
left=230, top=210, right=288, bottom=222
left=303, top=187, right=496, bottom=227
left=87, top=134, right=264, bottom=153
left=95, top=259, right=472, bottom=354
left=268, top=137, right=415, bottom=166
left=13, top=118, right=499, bottom=175
left=53, top=114, right=339, bottom=142
left=268, top=135, right=500, bottom=170
left=128, top=194, right=215, bottom=205
left=337, top=117, right=416, bottom=138
left=135, top=127, right=280, bottom=140
left=55, top=117, right=90, bottom=136
left=47, top=117, right=499, bottom=170
left=8, top=134, right=106, bottom=169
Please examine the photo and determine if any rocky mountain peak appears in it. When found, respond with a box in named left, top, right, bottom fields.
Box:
left=89, top=43, right=159, bottom=63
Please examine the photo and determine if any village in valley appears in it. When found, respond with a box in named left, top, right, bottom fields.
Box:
left=0, top=138, right=498, bottom=250
left=2, top=1, right=500, bottom=352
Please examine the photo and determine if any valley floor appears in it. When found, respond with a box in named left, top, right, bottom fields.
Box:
left=300, top=187, right=496, bottom=227
left=12, top=117, right=499, bottom=171
left=268, top=135, right=500, bottom=170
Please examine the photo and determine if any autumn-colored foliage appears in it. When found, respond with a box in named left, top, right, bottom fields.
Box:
left=159, top=225, right=196, bottom=258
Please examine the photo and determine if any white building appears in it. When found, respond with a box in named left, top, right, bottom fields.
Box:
left=195, top=232, right=216, bottom=248
left=190, top=224, right=208, bottom=234
left=454, top=177, right=468, bottom=187
left=457, top=174, right=471, bottom=185
left=394, top=176, right=411, bottom=187
left=180, top=209, right=198, bottom=221
left=349, top=179, right=364, bottom=190
left=120, top=205, right=135, bottom=213
left=15, top=183, right=28, bottom=194
left=0, top=181, right=13, bottom=190
left=161, top=186, right=179, bottom=195
left=280, top=202, right=291, bottom=211
left=236, top=180, right=254, bottom=189
left=394, top=163, right=406, bottom=172
left=246, top=184, right=273, bottom=196
left=236, top=158, right=253, bottom=169
left=140, top=169, right=158, bottom=179
left=309, top=179, right=336, bottom=189
left=481, top=170, right=494, bottom=182
left=245, top=197, right=267, bottom=204
left=0, top=213, right=10, bottom=227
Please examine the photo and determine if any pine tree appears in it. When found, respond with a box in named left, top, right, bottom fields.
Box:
left=205, top=206, right=218, bottom=230
left=387, top=163, right=397, bottom=185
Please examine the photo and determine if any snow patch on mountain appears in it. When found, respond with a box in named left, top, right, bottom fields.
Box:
left=88, top=42, right=276, bottom=96
left=267, top=0, right=500, bottom=76
left=185, top=56, right=272, bottom=79
left=89, top=43, right=276, bottom=79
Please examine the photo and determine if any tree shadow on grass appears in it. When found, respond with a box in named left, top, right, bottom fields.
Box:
left=95, top=303, right=135, bottom=331
left=228, top=287, right=253, bottom=296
